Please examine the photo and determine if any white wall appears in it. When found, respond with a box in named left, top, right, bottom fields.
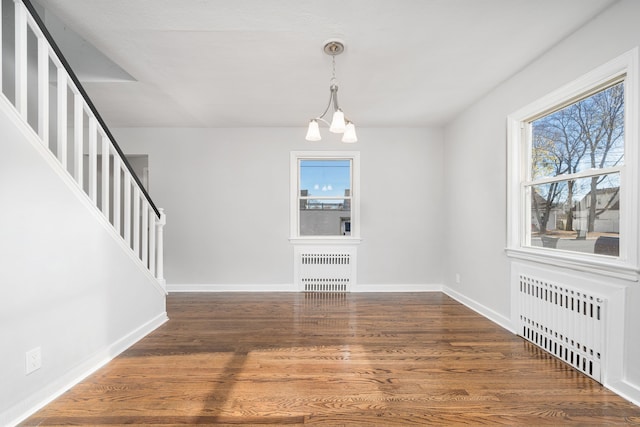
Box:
left=443, top=0, right=640, bottom=402
left=114, top=127, right=444, bottom=290
left=0, top=99, right=167, bottom=425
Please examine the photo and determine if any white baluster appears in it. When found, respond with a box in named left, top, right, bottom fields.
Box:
left=123, top=174, right=131, bottom=247
left=88, top=117, right=97, bottom=203
left=133, top=187, right=140, bottom=257
left=113, top=155, right=121, bottom=234
left=101, top=132, right=110, bottom=220
left=14, top=1, right=168, bottom=285
left=141, top=202, right=149, bottom=267
left=156, top=209, right=166, bottom=286
left=57, top=69, right=67, bottom=168
left=148, top=208, right=156, bottom=275
left=37, top=37, right=49, bottom=145
left=14, top=1, right=27, bottom=118
left=73, top=93, right=83, bottom=185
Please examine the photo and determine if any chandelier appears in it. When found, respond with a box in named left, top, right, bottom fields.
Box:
left=305, top=40, right=357, bottom=143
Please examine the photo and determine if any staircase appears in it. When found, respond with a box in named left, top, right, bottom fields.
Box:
left=1, top=1, right=167, bottom=425
left=1, top=0, right=166, bottom=284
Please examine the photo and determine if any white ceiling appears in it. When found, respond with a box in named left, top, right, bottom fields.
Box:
left=33, top=0, right=616, bottom=129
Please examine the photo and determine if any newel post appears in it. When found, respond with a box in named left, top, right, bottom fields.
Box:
left=155, top=208, right=166, bottom=287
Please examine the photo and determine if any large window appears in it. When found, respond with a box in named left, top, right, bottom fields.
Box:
left=290, top=152, right=360, bottom=240
left=507, top=49, right=638, bottom=275
left=527, top=81, right=624, bottom=256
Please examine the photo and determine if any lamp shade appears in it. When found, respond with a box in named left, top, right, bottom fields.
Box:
left=329, top=110, right=346, bottom=133
left=305, top=120, right=321, bottom=141
left=342, top=122, right=358, bottom=143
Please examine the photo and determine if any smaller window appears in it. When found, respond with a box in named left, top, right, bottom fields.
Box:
left=290, top=152, right=360, bottom=240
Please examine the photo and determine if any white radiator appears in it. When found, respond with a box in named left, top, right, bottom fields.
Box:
left=518, top=274, right=606, bottom=383
left=294, top=247, right=356, bottom=292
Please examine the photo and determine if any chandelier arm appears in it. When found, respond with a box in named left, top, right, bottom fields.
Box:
left=331, top=85, right=340, bottom=112
left=316, top=89, right=335, bottom=120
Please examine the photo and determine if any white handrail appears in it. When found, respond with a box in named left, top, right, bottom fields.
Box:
left=2, top=0, right=166, bottom=286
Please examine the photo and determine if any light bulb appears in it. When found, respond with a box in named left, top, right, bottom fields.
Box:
left=342, top=122, right=357, bottom=143
left=329, top=110, right=346, bottom=133
left=305, top=120, right=321, bottom=141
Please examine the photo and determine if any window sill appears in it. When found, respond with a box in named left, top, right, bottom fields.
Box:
left=505, top=247, right=639, bottom=282
left=289, top=237, right=362, bottom=245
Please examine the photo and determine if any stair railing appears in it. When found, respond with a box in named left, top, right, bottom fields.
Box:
left=1, top=0, right=166, bottom=287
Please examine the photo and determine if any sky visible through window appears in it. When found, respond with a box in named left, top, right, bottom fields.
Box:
left=530, top=82, right=624, bottom=205
left=300, top=160, right=351, bottom=198
left=526, top=80, right=624, bottom=250
left=531, top=82, right=624, bottom=179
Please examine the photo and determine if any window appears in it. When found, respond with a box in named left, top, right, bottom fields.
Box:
left=507, top=49, right=638, bottom=275
left=290, top=151, right=360, bottom=240
left=527, top=82, right=624, bottom=255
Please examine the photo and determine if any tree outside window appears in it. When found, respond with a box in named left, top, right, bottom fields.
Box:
left=527, top=81, right=624, bottom=256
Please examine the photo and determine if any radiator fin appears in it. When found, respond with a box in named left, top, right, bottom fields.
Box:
left=295, top=248, right=356, bottom=293
left=518, top=274, right=606, bottom=383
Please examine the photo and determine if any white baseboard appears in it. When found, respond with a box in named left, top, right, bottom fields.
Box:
left=168, top=283, right=443, bottom=293
left=606, top=380, right=640, bottom=407
left=443, top=286, right=515, bottom=333
left=350, top=283, right=443, bottom=292
left=168, top=283, right=297, bottom=292
left=3, top=312, right=168, bottom=427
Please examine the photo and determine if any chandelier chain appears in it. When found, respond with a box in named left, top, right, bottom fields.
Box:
left=331, top=55, right=337, bottom=84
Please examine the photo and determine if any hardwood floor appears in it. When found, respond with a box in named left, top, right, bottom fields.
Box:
left=22, top=292, right=640, bottom=426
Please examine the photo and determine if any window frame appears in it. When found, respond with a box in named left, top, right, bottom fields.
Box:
left=506, top=48, right=639, bottom=280
left=290, top=151, right=361, bottom=243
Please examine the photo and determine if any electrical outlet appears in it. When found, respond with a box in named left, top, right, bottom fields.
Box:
left=455, top=273, right=461, bottom=284
left=25, top=347, right=42, bottom=375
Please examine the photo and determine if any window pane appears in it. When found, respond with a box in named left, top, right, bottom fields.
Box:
left=531, top=82, right=624, bottom=180
left=300, top=160, right=351, bottom=198
left=528, top=173, right=619, bottom=256
left=300, top=199, right=350, bottom=236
